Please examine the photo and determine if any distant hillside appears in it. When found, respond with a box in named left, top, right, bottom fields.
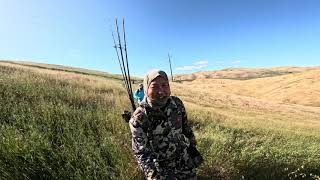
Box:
left=0, top=60, right=142, bottom=83
left=173, top=68, right=320, bottom=107
left=174, top=66, right=319, bottom=81
left=225, top=68, right=320, bottom=107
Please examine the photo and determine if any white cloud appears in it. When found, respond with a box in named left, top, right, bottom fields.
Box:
left=231, top=60, right=241, bottom=64
left=176, top=65, right=198, bottom=71
left=176, top=60, right=209, bottom=71
left=193, top=61, right=208, bottom=65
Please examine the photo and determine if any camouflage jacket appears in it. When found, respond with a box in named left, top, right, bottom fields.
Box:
left=129, top=96, right=195, bottom=177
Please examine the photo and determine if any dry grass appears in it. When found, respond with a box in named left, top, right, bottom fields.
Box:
left=1, top=61, right=319, bottom=179
left=0, top=60, right=142, bottom=83
left=174, top=66, right=319, bottom=81
left=0, top=62, right=140, bottom=179
left=171, top=69, right=320, bottom=179
left=174, top=68, right=320, bottom=107
left=227, top=69, right=320, bottom=106
left=171, top=73, right=320, bottom=134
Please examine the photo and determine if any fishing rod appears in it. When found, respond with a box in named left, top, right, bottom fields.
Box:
left=112, top=18, right=136, bottom=118
left=112, top=32, right=129, bottom=95
left=122, top=19, right=135, bottom=104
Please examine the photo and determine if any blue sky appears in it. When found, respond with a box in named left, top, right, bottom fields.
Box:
left=1, top=0, right=320, bottom=77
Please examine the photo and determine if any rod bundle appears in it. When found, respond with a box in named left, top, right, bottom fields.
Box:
left=112, top=18, right=136, bottom=111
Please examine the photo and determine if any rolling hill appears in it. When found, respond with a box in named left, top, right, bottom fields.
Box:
left=175, top=68, right=320, bottom=107
left=174, top=66, right=319, bottom=81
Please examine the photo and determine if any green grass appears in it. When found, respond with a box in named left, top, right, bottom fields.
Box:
left=194, top=122, right=320, bottom=179
left=0, top=62, right=319, bottom=180
left=0, top=64, right=142, bottom=179
left=183, top=97, right=320, bottom=179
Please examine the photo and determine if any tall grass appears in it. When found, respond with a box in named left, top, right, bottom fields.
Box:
left=1, top=62, right=319, bottom=180
left=172, top=82, right=320, bottom=180
left=0, top=64, right=142, bottom=179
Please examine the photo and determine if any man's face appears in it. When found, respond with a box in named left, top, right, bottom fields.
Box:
left=147, top=76, right=171, bottom=100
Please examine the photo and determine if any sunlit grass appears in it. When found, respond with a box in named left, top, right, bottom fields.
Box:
left=171, top=78, right=320, bottom=179
left=0, top=60, right=142, bottom=83
left=1, top=61, right=319, bottom=179
left=0, top=63, right=141, bottom=179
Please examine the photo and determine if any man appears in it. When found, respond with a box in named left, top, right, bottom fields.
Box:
left=133, top=83, right=144, bottom=104
left=129, top=70, right=200, bottom=180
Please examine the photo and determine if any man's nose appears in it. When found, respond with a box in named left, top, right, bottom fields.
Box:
left=158, top=87, right=165, bottom=95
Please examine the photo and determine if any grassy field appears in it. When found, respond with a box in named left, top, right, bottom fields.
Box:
left=174, top=66, right=319, bottom=81
left=0, top=61, right=319, bottom=179
left=0, top=62, right=142, bottom=179
left=172, top=71, right=320, bottom=179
